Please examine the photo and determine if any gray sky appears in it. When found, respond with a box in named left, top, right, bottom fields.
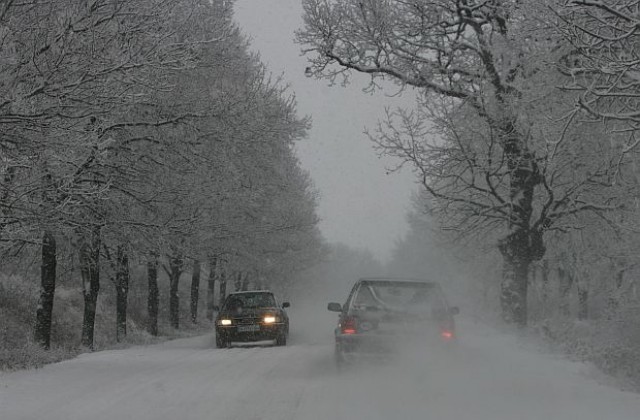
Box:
left=234, top=0, right=417, bottom=262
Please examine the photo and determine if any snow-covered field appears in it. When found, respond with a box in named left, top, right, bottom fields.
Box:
left=1, top=306, right=639, bottom=420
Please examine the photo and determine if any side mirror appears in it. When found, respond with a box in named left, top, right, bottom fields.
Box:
left=449, top=306, right=460, bottom=315
left=327, top=302, right=342, bottom=312
left=282, top=302, right=290, bottom=308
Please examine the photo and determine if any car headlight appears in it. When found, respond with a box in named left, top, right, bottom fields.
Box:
left=219, top=319, right=232, bottom=326
left=263, top=316, right=277, bottom=324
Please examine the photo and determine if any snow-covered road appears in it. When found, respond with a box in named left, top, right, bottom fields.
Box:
left=2, top=307, right=639, bottom=420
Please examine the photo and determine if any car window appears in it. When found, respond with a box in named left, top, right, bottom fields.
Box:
left=343, top=281, right=360, bottom=311
left=353, top=282, right=446, bottom=315
left=223, top=293, right=276, bottom=310
left=352, top=285, right=378, bottom=309
left=223, top=297, right=244, bottom=313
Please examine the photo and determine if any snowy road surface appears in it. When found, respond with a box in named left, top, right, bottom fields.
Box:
left=1, top=307, right=639, bottom=420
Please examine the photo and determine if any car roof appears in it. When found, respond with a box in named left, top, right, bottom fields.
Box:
left=227, top=290, right=274, bottom=295
left=357, top=277, right=441, bottom=286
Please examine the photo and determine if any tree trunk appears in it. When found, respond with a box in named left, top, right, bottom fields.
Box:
left=541, top=259, right=549, bottom=317
left=607, top=259, right=625, bottom=317
left=497, top=126, right=545, bottom=328
left=219, top=270, right=227, bottom=308
left=80, top=225, right=101, bottom=350
left=577, top=286, right=588, bottom=320
left=241, top=272, right=250, bottom=291
left=206, top=257, right=217, bottom=321
left=190, top=260, right=201, bottom=324
left=0, top=166, right=15, bottom=238
left=147, top=255, right=159, bottom=336
left=34, top=230, right=57, bottom=349
left=116, top=246, right=130, bottom=342
left=558, top=266, right=573, bottom=318
left=577, top=270, right=589, bottom=321
left=234, top=271, right=242, bottom=291
left=499, top=247, right=530, bottom=327
left=169, top=254, right=183, bottom=329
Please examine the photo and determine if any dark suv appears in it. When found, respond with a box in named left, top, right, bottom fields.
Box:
left=215, top=291, right=290, bottom=348
left=327, top=278, right=458, bottom=366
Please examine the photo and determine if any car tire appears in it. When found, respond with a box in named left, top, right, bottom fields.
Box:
left=215, top=335, right=228, bottom=349
left=275, top=332, right=287, bottom=346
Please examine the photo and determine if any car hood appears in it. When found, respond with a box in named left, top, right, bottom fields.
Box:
left=218, top=307, right=280, bottom=319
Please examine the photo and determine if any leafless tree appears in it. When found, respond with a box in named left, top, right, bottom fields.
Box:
left=298, top=0, right=625, bottom=325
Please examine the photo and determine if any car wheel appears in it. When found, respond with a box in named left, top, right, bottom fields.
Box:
left=215, top=334, right=227, bottom=349
left=275, top=332, right=287, bottom=346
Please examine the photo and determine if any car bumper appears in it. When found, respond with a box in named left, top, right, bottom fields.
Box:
left=216, top=323, right=286, bottom=342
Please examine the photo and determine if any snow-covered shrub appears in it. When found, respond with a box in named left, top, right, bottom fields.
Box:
left=0, top=266, right=213, bottom=371
left=0, top=275, right=37, bottom=349
left=0, top=275, right=78, bottom=369
left=538, top=313, right=640, bottom=391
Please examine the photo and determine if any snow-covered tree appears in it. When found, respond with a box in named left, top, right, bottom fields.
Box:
left=297, top=0, right=632, bottom=326
left=555, top=0, right=640, bottom=145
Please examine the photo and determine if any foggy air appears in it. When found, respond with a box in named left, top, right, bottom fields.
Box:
left=2, top=1, right=640, bottom=420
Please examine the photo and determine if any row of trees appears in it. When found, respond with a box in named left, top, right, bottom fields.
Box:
left=1, top=0, right=323, bottom=351
left=298, top=0, right=640, bottom=327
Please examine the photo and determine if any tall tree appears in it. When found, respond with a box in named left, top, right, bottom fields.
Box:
left=298, top=0, right=624, bottom=325
left=166, top=251, right=184, bottom=329
left=79, top=225, right=101, bottom=350
left=206, top=257, right=218, bottom=321
left=147, top=253, right=160, bottom=336
left=115, top=245, right=130, bottom=341
left=34, top=231, right=56, bottom=349
left=297, top=0, right=543, bottom=325
left=190, top=260, right=201, bottom=324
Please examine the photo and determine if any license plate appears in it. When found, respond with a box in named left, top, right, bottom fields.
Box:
left=237, top=324, right=260, bottom=333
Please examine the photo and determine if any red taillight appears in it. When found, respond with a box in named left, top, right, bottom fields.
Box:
left=441, top=330, right=454, bottom=341
left=341, top=316, right=357, bottom=334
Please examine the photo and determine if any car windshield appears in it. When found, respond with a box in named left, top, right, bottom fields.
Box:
left=223, top=292, right=276, bottom=310
left=352, top=282, right=445, bottom=315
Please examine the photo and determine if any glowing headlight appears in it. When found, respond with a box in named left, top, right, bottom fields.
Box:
left=263, top=316, right=277, bottom=324
left=219, top=319, right=232, bottom=326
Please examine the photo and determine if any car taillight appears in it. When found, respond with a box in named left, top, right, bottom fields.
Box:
left=440, top=330, right=454, bottom=341
left=341, top=316, right=357, bottom=334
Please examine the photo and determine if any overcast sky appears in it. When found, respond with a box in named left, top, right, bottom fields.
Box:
left=234, top=0, right=417, bottom=262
